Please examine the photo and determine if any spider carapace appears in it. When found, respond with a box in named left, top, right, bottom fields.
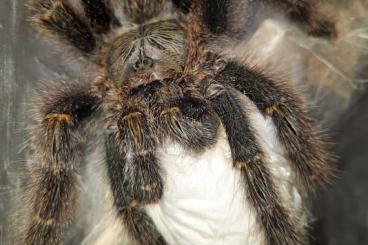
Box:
left=24, top=0, right=335, bottom=244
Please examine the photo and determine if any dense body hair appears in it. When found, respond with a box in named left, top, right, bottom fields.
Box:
left=173, top=0, right=336, bottom=39
left=20, top=0, right=335, bottom=244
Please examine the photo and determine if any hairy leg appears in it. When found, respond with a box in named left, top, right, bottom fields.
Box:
left=205, top=82, right=304, bottom=245
left=174, top=0, right=336, bottom=39
left=28, top=0, right=120, bottom=56
left=264, top=0, right=337, bottom=38
left=24, top=81, right=100, bottom=244
left=105, top=111, right=166, bottom=245
left=127, top=78, right=219, bottom=151
left=81, top=0, right=120, bottom=33
left=159, top=96, right=219, bottom=151
left=216, top=61, right=332, bottom=193
left=173, top=0, right=234, bottom=35
left=121, top=0, right=165, bottom=24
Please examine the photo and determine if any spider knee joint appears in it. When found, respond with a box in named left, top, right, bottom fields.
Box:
left=39, top=1, right=63, bottom=20
left=33, top=215, right=55, bottom=226
left=45, top=113, right=73, bottom=122
left=128, top=200, right=140, bottom=209
left=205, top=83, right=225, bottom=100
left=141, top=183, right=159, bottom=192
left=160, top=107, right=181, bottom=117
left=265, top=105, right=283, bottom=115
left=121, top=112, right=143, bottom=122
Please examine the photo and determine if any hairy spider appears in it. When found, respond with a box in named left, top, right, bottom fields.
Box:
left=23, top=0, right=335, bottom=244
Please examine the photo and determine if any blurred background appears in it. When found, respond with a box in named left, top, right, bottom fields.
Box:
left=0, top=0, right=367, bottom=244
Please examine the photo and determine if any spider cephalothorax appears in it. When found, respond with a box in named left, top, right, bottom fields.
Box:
left=105, top=20, right=186, bottom=85
left=22, top=0, right=335, bottom=244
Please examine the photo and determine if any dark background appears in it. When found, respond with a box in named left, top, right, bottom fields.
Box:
left=0, top=1, right=367, bottom=244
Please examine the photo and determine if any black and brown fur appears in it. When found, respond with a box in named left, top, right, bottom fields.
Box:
left=174, top=0, right=337, bottom=40
left=23, top=0, right=334, bottom=244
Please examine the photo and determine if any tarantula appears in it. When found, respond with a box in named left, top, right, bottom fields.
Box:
left=23, top=0, right=335, bottom=244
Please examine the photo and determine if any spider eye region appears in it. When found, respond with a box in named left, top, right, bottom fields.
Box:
left=133, top=56, right=154, bottom=71
left=106, top=20, right=186, bottom=88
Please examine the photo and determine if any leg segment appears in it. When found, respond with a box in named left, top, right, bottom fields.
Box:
left=24, top=82, right=100, bottom=244
left=172, top=0, right=192, bottom=13
left=200, top=0, right=230, bottom=34
left=105, top=111, right=166, bottom=245
left=205, top=83, right=303, bottom=245
left=122, top=209, right=166, bottom=245
left=176, top=0, right=336, bottom=39
left=173, top=0, right=234, bottom=35
left=159, top=96, right=219, bottom=151
left=121, top=0, right=165, bottom=24
left=263, top=0, right=337, bottom=38
left=207, top=84, right=304, bottom=245
left=81, top=0, right=120, bottom=33
left=29, top=0, right=96, bottom=54
left=216, top=61, right=332, bottom=192
left=28, top=0, right=121, bottom=56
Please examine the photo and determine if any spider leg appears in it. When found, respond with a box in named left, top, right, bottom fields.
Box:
left=24, top=81, right=100, bottom=244
left=176, top=0, right=336, bottom=39
left=80, top=0, right=120, bottom=34
left=121, top=0, right=166, bottom=24
left=216, top=61, right=332, bottom=192
left=105, top=111, right=166, bottom=245
left=172, top=0, right=192, bottom=13
left=28, top=0, right=120, bottom=57
left=159, top=96, right=219, bottom=151
left=205, top=82, right=303, bottom=245
left=265, top=0, right=337, bottom=38
left=173, top=0, right=233, bottom=35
